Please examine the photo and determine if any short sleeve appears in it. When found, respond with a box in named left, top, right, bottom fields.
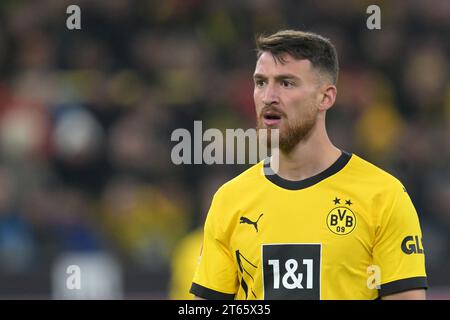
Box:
left=373, top=182, right=427, bottom=297
left=190, top=190, right=239, bottom=299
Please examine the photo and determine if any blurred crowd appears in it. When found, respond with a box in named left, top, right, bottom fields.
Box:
left=0, top=0, right=448, bottom=298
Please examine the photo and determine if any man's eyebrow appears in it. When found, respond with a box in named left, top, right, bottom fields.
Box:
left=253, top=73, right=301, bottom=80
left=253, top=73, right=266, bottom=79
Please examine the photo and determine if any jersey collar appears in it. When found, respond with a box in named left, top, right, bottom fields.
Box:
left=263, top=150, right=352, bottom=190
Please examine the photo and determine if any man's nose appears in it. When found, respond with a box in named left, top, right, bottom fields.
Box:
left=261, top=83, right=279, bottom=105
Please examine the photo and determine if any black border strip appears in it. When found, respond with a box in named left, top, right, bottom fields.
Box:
left=378, top=276, right=428, bottom=297
left=264, top=150, right=352, bottom=190
left=190, top=283, right=235, bottom=300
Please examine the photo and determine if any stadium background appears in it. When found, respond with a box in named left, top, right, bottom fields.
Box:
left=0, top=0, right=448, bottom=299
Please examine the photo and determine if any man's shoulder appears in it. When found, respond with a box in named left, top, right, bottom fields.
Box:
left=206, top=161, right=265, bottom=224
left=214, top=160, right=265, bottom=196
left=347, top=153, right=405, bottom=191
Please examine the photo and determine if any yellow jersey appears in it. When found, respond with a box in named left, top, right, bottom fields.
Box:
left=169, top=228, right=203, bottom=300
left=190, top=151, right=427, bottom=299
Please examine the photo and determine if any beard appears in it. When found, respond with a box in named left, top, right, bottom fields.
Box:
left=256, top=104, right=318, bottom=154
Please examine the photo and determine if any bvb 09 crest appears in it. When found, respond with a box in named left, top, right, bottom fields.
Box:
left=326, top=207, right=356, bottom=235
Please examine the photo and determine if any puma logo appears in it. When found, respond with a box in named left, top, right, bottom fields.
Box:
left=240, top=214, right=264, bottom=232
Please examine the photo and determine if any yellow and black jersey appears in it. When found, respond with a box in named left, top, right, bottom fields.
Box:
left=190, top=151, right=427, bottom=300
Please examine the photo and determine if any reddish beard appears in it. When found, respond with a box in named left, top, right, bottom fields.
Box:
left=256, top=107, right=318, bottom=154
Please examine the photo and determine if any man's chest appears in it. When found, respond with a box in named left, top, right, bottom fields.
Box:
left=225, top=192, right=375, bottom=299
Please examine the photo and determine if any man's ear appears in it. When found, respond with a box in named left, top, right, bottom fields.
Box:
left=318, top=84, right=337, bottom=111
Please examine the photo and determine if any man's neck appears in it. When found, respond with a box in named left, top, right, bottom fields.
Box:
left=271, top=127, right=341, bottom=181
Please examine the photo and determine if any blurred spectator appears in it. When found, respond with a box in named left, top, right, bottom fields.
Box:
left=169, top=169, right=232, bottom=299
left=0, top=167, right=35, bottom=273
left=100, top=176, right=188, bottom=271
left=169, top=227, right=202, bottom=300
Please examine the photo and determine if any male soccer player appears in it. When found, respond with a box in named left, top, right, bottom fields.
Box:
left=190, top=30, right=427, bottom=299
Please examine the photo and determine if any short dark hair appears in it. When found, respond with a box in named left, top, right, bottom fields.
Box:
left=256, top=30, right=339, bottom=84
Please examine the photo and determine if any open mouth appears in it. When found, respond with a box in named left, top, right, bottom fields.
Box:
left=263, top=111, right=283, bottom=126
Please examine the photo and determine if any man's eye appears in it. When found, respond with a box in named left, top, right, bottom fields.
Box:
left=255, top=80, right=266, bottom=87
left=281, top=80, right=294, bottom=88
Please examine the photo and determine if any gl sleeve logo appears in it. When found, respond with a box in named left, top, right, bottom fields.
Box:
left=401, top=235, right=424, bottom=254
